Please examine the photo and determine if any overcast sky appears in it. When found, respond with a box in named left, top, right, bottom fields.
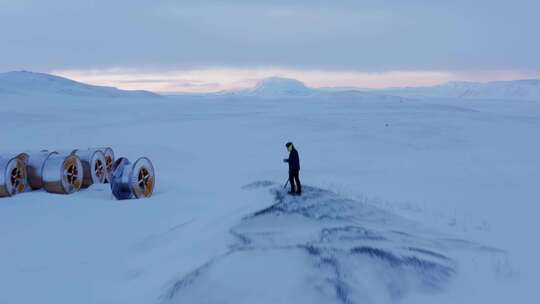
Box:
left=1, top=0, right=539, bottom=92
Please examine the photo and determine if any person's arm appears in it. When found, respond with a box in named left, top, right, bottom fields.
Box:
left=283, top=151, right=290, bottom=163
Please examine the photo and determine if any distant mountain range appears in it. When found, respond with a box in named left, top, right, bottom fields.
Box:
left=219, top=76, right=540, bottom=101
left=0, top=71, right=160, bottom=98
left=220, top=76, right=406, bottom=102
left=373, top=79, right=540, bottom=101
left=2, top=71, right=539, bottom=101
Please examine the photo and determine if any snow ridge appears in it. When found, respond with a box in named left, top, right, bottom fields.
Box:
left=226, top=76, right=408, bottom=102
left=0, top=71, right=160, bottom=98
left=378, top=79, right=540, bottom=101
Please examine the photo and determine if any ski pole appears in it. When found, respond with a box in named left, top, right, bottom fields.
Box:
left=282, top=178, right=290, bottom=189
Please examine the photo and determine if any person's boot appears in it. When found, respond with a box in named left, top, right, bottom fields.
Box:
left=288, top=185, right=296, bottom=195
left=288, top=187, right=298, bottom=195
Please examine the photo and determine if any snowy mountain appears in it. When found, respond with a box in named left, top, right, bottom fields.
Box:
left=230, top=77, right=315, bottom=97
left=229, top=77, right=540, bottom=101
left=376, top=79, right=540, bottom=101
left=226, top=77, right=407, bottom=102
left=250, top=77, right=314, bottom=96
left=0, top=71, right=160, bottom=98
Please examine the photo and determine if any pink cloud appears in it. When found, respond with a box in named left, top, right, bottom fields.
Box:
left=52, top=68, right=540, bottom=93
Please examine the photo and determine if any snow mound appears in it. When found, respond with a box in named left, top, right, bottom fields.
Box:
left=162, top=182, right=504, bottom=304
left=0, top=71, right=160, bottom=98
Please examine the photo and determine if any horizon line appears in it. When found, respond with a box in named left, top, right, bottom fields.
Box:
left=4, top=68, right=540, bottom=94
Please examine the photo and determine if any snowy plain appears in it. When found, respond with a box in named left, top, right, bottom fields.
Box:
left=0, top=73, right=539, bottom=303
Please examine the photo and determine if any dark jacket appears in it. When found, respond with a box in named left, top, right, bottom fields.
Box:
left=286, top=148, right=300, bottom=171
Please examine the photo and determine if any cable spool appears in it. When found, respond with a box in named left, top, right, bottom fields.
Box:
left=110, top=157, right=155, bottom=200
left=16, top=153, right=29, bottom=164
left=26, top=150, right=59, bottom=190
left=98, top=147, right=114, bottom=183
left=15, top=152, right=30, bottom=193
left=73, top=149, right=107, bottom=188
left=42, top=154, right=83, bottom=194
left=0, top=156, right=28, bottom=197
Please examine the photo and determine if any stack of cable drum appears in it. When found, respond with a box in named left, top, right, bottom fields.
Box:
left=0, top=148, right=155, bottom=200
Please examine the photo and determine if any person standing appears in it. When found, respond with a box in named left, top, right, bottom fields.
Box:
left=283, top=142, right=302, bottom=195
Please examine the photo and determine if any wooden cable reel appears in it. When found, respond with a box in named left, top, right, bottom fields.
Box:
left=16, top=153, right=29, bottom=165
left=110, top=157, right=155, bottom=200
left=73, top=149, right=107, bottom=188
left=42, top=154, right=83, bottom=194
left=98, top=147, right=114, bottom=183
left=26, top=151, right=58, bottom=190
left=0, top=156, right=28, bottom=197
left=132, top=157, right=155, bottom=198
left=2, top=147, right=153, bottom=199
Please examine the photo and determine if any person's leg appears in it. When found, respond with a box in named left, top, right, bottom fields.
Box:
left=294, top=170, right=302, bottom=195
left=289, top=170, right=296, bottom=194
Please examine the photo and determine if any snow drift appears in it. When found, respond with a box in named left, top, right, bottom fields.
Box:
left=162, top=182, right=505, bottom=304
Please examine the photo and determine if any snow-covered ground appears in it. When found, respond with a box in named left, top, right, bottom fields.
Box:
left=0, top=74, right=539, bottom=303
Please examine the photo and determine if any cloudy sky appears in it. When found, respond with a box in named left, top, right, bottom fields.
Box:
left=1, top=0, right=539, bottom=92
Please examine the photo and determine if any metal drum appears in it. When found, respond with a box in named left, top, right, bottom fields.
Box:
left=42, top=154, right=83, bottom=194
left=110, top=157, right=155, bottom=200
left=98, top=147, right=114, bottom=183
left=26, top=150, right=59, bottom=190
left=73, top=149, right=107, bottom=188
left=0, top=156, right=28, bottom=197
